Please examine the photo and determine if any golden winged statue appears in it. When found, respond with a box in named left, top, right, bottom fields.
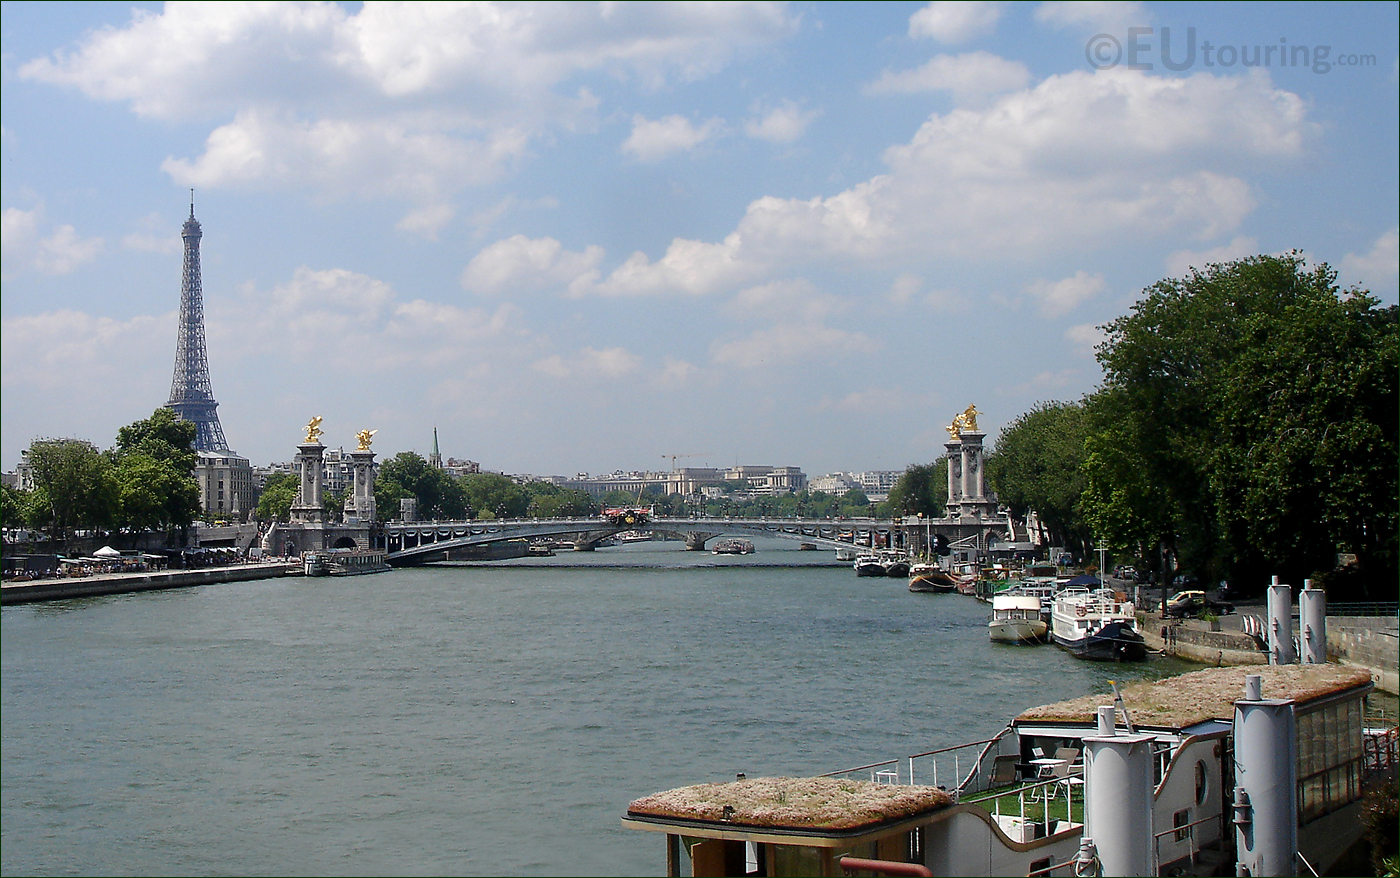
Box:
left=304, top=416, right=324, bottom=444
left=961, top=403, right=981, bottom=432
left=355, top=429, right=377, bottom=451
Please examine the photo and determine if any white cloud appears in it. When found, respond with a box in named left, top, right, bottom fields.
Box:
left=710, top=323, right=875, bottom=369
left=1163, top=235, right=1260, bottom=277
left=1340, top=228, right=1399, bottom=297
left=1, top=207, right=104, bottom=277
left=1, top=309, right=168, bottom=391
left=161, top=108, right=530, bottom=205
left=460, top=235, right=606, bottom=297
left=396, top=203, right=457, bottom=238
left=653, top=357, right=700, bottom=388
left=1064, top=321, right=1105, bottom=351
left=1024, top=270, right=1106, bottom=316
left=567, top=69, right=1310, bottom=304
left=622, top=114, right=724, bottom=162
left=909, top=2, right=1003, bottom=44
left=744, top=100, right=821, bottom=144
left=593, top=233, right=754, bottom=297
left=868, top=51, right=1031, bottom=103
left=533, top=346, right=641, bottom=380
left=21, top=3, right=798, bottom=118
left=889, top=273, right=923, bottom=305
left=1034, top=1, right=1149, bottom=35
left=21, top=2, right=797, bottom=233
left=709, top=279, right=874, bottom=368
left=743, top=69, right=1303, bottom=260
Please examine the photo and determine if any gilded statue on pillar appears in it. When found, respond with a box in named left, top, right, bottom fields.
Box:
left=355, top=429, right=377, bottom=451
left=960, top=404, right=980, bottom=432
left=304, top=416, right=324, bottom=444
left=945, top=404, right=981, bottom=439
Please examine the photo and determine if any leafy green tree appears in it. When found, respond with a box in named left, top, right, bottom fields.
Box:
left=887, top=460, right=949, bottom=518
left=457, top=471, right=528, bottom=520
left=114, top=408, right=198, bottom=473
left=375, top=452, right=469, bottom=520
left=1, top=484, right=24, bottom=532
left=1083, top=253, right=1397, bottom=598
left=256, top=472, right=299, bottom=523
left=22, top=438, right=118, bottom=546
left=323, top=488, right=347, bottom=519
left=112, top=452, right=201, bottom=532
left=837, top=488, right=872, bottom=518
left=109, top=409, right=201, bottom=532
left=986, top=401, right=1091, bottom=557
left=524, top=482, right=596, bottom=518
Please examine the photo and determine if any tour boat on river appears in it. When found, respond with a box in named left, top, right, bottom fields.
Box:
left=908, top=562, right=957, bottom=593
left=1050, top=586, right=1147, bottom=661
left=987, top=591, right=1048, bottom=643
left=301, top=549, right=391, bottom=576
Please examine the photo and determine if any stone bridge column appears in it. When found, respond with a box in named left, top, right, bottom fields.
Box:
left=958, top=430, right=986, bottom=506
left=291, top=441, right=326, bottom=523
left=945, top=437, right=963, bottom=517
left=345, top=449, right=376, bottom=523
left=684, top=532, right=716, bottom=551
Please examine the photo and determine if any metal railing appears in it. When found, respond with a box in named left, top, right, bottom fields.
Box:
left=820, top=758, right=902, bottom=784
left=1151, top=811, right=1221, bottom=873
left=905, top=735, right=1003, bottom=794
left=960, top=771, right=1084, bottom=843
left=1327, top=601, right=1398, bottom=617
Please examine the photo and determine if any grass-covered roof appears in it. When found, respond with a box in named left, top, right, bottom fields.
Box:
left=1015, top=664, right=1372, bottom=729
left=627, top=776, right=952, bottom=831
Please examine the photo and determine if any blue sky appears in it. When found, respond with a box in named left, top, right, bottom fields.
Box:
left=3, top=1, right=1396, bottom=479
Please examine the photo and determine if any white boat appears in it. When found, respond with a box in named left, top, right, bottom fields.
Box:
left=302, top=549, right=391, bottom=576
left=1050, top=586, right=1147, bottom=661
left=623, top=663, right=1390, bottom=877
left=988, top=592, right=1048, bottom=643
left=881, top=551, right=910, bottom=578
left=853, top=553, right=886, bottom=577
left=712, top=538, right=754, bottom=555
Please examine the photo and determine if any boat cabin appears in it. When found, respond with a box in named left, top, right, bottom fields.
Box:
left=623, top=665, right=1388, bottom=877
left=623, top=776, right=951, bottom=877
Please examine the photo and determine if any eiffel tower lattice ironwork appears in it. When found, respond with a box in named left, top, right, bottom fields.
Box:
left=166, top=195, right=229, bottom=452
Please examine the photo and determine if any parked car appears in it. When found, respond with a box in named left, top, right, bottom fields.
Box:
left=1114, top=565, right=1137, bottom=581
left=1164, top=589, right=1235, bottom=618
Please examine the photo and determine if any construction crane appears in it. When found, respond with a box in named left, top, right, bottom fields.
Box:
left=663, top=452, right=709, bottom=472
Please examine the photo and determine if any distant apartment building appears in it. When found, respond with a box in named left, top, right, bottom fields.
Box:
left=556, top=465, right=807, bottom=499
left=810, top=472, right=861, bottom=495
left=808, top=470, right=898, bottom=501
left=442, top=457, right=480, bottom=477
left=194, top=450, right=254, bottom=521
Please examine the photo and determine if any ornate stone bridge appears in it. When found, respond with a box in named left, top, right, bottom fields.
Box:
left=382, top=515, right=1008, bottom=566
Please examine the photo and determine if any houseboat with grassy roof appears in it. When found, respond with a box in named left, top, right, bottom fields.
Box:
left=622, top=664, right=1393, bottom=876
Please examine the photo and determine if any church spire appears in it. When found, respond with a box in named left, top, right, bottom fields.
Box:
left=429, top=426, right=442, bottom=469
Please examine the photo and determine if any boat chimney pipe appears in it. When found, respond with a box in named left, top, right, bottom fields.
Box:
left=1243, top=673, right=1262, bottom=703
left=1300, top=581, right=1327, bottom=665
left=1097, top=705, right=1116, bottom=736
left=1266, top=577, right=1296, bottom=665
left=1233, top=677, right=1298, bottom=877
left=1083, top=728, right=1155, bottom=875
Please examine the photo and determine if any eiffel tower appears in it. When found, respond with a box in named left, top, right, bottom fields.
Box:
left=166, top=193, right=229, bottom=452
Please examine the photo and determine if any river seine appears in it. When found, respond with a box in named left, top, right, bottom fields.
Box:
left=3, top=539, right=1193, bottom=876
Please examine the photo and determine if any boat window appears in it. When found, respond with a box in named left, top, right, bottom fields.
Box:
left=1172, top=808, right=1191, bottom=842
left=1297, top=697, right=1365, bottom=823
left=1194, top=760, right=1209, bottom=805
